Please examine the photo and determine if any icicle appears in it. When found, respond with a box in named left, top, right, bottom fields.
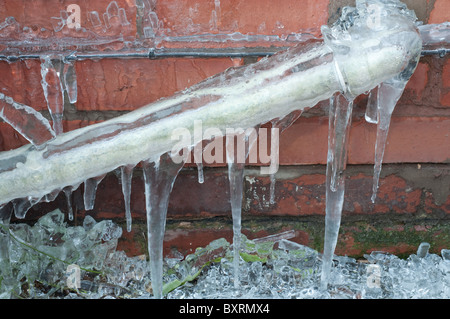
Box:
left=268, top=127, right=280, bottom=205
left=83, top=175, right=106, bottom=211
left=329, top=95, right=354, bottom=192
left=120, top=164, right=135, bottom=232
left=43, top=189, right=61, bottom=202
left=371, top=80, right=408, bottom=203
left=62, top=59, right=77, bottom=104
left=320, top=92, right=354, bottom=291
left=365, top=85, right=379, bottom=124
left=143, top=152, right=185, bottom=299
left=12, top=197, right=41, bottom=219
left=40, top=55, right=65, bottom=135
left=63, top=186, right=74, bottom=221
left=226, top=129, right=250, bottom=288
left=268, top=110, right=303, bottom=205
left=196, top=162, right=204, bottom=184
left=0, top=93, right=56, bottom=148
left=269, top=173, right=276, bottom=205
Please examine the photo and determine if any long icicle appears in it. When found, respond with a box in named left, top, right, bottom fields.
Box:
left=143, top=152, right=185, bottom=298
left=320, top=92, right=354, bottom=291
left=120, top=164, right=135, bottom=232
left=371, top=80, right=408, bottom=202
left=226, top=130, right=247, bottom=289
left=40, top=55, right=65, bottom=136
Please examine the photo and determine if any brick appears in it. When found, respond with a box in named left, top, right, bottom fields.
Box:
left=428, top=0, right=450, bottom=24
left=279, top=116, right=450, bottom=165
left=36, top=164, right=447, bottom=222
left=10, top=163, right=450, bottom=258
left=0, top=122, right=29, bottom=151
left=443, top=59, right=450, bottom=88
left=278, top=117, right=329, bottom=165
left=0, top=0, right=137, bottom=41
left=403, top=61, right=429, bottom=101
left=441, top=92, right=450, bottom=107
left=0, top=60, right=46, bottom=110
left=441, top=59, right=450, bottom=107
left=0, top=119, right=97, bottom=151
left=75, top=57, right=237, bottom=111
left=155, top=0, right=328, bottom=38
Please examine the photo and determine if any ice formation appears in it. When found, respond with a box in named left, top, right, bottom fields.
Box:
left=0, top=0, right=436, bottom=298
left=3, top=212, right=450, bottom=299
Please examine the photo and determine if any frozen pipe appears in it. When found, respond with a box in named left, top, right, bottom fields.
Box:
left=0, top=0, right=422, bottom=211
left=0, top=44, right=447, bottom=62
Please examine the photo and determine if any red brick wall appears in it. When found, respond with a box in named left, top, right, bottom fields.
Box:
left=0, top=0, right=449, bottom=258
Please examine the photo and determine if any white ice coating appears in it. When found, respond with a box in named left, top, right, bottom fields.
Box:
left=0, top=0, right=424, bottom=298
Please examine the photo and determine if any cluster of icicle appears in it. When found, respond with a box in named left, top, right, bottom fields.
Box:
left=0, top=0, right=436, bottom=298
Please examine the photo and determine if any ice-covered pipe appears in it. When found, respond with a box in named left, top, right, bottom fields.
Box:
left=0, top=0, right=422, bottom=213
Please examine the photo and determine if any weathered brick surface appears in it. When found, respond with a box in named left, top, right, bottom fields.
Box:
left=0, top=0, right=138, bottom=41
left=0, top=60, right=46, bottom=110
left=428, top=0, right=450, bottom=24
left=441, top=59, right=450, bottom=107
left=155, top=0, right=329, bottom=38
left=75, top=57, right=238, bottom=111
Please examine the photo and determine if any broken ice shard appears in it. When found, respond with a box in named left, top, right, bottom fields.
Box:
left=365, top=85, right=379, bottom=124
left=0, top=93, right=56, bottom=148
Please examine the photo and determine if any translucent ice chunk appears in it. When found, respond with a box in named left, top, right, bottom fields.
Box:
left=63, top=60, right=77, bottom=104
left=40, top=55, right=65, bottom=135
left=441, top=249, right=450, bottom=261
left=417, top=242, right=430, bottom=258
left=83, top=175, right=106, bottom=211
left=0, top=93, right=56, bottom=148
left=365, top=85, right=379, bottom=124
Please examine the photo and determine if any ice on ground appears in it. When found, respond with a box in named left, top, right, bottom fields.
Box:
left=1, top=210, right=450, bottom=299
